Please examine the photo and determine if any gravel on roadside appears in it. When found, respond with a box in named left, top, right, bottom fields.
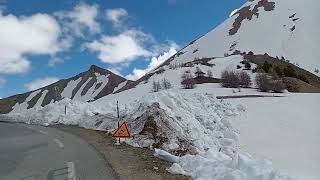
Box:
left=56, top=125, right=191, bottom=180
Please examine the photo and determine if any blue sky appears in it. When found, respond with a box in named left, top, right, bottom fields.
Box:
left=0, top=0, right=245, bottom=98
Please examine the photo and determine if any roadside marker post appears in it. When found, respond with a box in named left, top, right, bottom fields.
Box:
left=114, top=101, right=131, bottom=144
left=116, top=101, right=120, bottom=144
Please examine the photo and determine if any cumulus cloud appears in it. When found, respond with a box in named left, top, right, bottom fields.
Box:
left=229, top=9, right=239, bottom=17
left=25, top=77, right=60, bottom=91
left=55, top=2, right=100, bottom=37
left=48, top=57, right=64, bottom=67
left=125, top=44, right=178, bottom=80
left=106, top=8, right=127, bottom=26
left=84, top=30, right=152, bottom=64
left=0, top=13, right=68, bottom=74
left=107, top=67, right=123, bottom=76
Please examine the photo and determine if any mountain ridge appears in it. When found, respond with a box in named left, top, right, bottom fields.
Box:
left=0, top=65, right=130, bottom=113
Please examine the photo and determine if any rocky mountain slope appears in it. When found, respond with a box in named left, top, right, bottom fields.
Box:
left=0, top=65, right=130, bottom=114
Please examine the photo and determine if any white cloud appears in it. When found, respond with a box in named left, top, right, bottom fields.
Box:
left=106, top=8, right=127, bottom=26
left=84, top=30, right=152, bottom=64
left=25, top=77, right=59, bottom=91
left=229, top=9, right=239, bottom=17
left=48, top=57, right=64, bottom=67
left=125, top=45, right=178, bottom=80
left=55, top=2, right=100, bottom=37
left=107, top=67, right=123, bottom=76
left=0, top=13, right=67, bottom=74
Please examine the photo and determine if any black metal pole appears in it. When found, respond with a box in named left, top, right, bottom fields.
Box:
left=117, top=101, right=120, bottom=144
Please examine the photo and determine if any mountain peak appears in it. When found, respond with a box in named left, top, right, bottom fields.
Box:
left=89, top=65, right=106, bottom=73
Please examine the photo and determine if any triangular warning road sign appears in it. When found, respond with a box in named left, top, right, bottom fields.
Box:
left=112, top=122, right=131, bottom=138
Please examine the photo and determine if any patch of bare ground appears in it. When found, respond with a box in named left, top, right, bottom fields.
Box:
left=56, top=125, right=191, bottom=180
left=229, top=0, right=275, bottom=35
left=216, top=95, right=284, bottom=99
left=244, top=54, right=320, bottom=93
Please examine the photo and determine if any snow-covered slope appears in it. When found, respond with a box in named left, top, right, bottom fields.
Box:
left=152, top=0, right=319, bottom=75
left=230, top=93, right=320, bottom=180
left=0, top=65, right=130, bottom=113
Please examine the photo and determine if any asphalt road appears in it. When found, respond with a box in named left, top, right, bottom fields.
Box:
left=0, top=122, right=119, bottom=180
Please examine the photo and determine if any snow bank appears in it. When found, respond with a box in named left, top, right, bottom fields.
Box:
left=4, top=90, right=301, bottom=180
left=120, top=91, right=243, bottom=154
left=155, top=149, right=300, bottom=180
left=7, top=98, right=114, bottom=127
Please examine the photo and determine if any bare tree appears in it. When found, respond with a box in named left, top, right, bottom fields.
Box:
left=221, top=70, right=240, bottom=88
left=270, top=79, right=285, bottom=93
left=195, top=67, right=205, bottom=78
left=152, top=81, right=161, bottom=92
left=256, top=74, right=285, bottom=92
left=255, top=73, right=270, bottom=92
left=162, top=78, right=172, bottom=89
left=239, top=72, right=252, bottom=88
left=207, top=70, right=213, bottom=78
left=181, top=70, right=195, bottom=89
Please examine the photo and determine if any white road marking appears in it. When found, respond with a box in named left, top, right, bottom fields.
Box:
left=38, top=130, right=48, bottom=135
left=67, top=161, right=76, bottom=180
left=54, top=138, right=64, bottom=148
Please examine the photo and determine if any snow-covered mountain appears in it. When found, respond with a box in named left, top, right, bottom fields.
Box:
left=0, top=65, right=130, bottom=114
left=165, top=0, right=319, bottom=74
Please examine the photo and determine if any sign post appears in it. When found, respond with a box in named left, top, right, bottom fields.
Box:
left=113, top=101, right=131, bottom=144
left=116, top=101, right=120, bottom=144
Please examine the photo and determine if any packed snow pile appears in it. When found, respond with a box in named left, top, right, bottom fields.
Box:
left=4, top=90, right=300, bottom=180
left=6, top=90, right=243, bottom=154
left=121, top=91, right=243, bottom=154
left=155, top=149, right=299, bottom=180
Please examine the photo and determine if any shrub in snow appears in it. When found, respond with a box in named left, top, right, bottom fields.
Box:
left=270, top=79, right=286, bottom=93
left=161, top=78, right=172, bottom=89
left=195, top=67, right=205, bottom=78
left=282, top=78, right=299, bottom=92
left=256, top=74, right=271, bottom=92
left=237, top=65, right=242, bottom=69
left=315, top=68, right=319, bottom=73
left=238, top=72, right=252, bottom=88
left=256, top=74, right=285, bottom=93
left=207, top=70, right=213, bottom=78
left=221, top=70, right=240, bottom=88
left=221, top=71, right=251, bottom=88
left=181, top=70, right=196, bottom=89
left=152, top=81, right=162, bottom=92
